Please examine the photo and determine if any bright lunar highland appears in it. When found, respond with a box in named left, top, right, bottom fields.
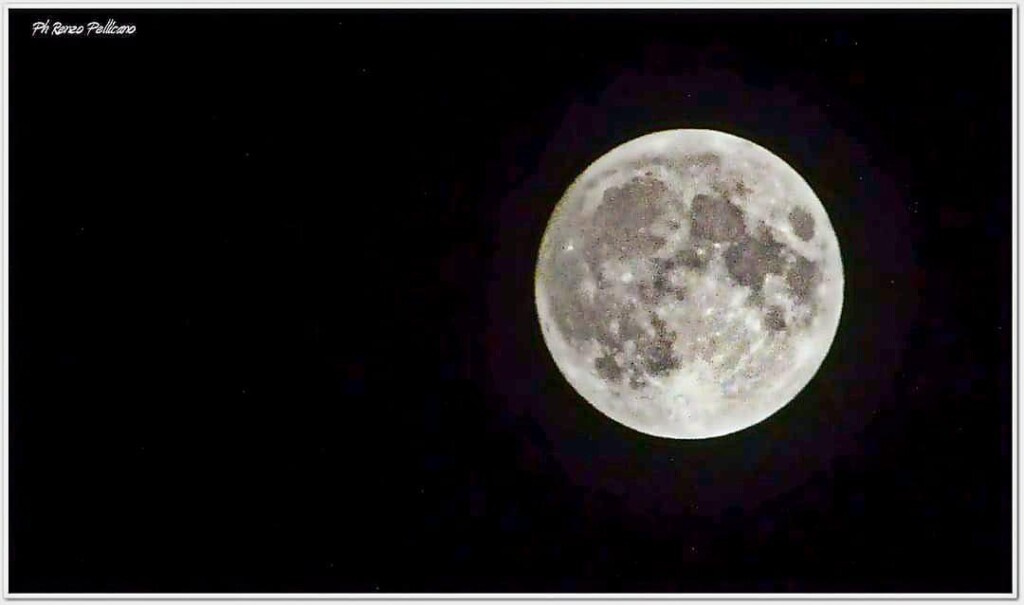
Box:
left=534, top=129, right=844, bottom=439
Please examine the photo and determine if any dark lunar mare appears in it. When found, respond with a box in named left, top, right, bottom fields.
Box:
left=585, top=176, right=669, bottom=263
left=689, top=193, right=745, bottom=243
left=547, top=174, right=697, bottom=387
left=788, top=207, right=816, bottom=241
left=723, top=224, right=787, bottom=296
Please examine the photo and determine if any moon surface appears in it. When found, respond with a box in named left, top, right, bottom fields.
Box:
left=534, top=129, right=844, bottom=439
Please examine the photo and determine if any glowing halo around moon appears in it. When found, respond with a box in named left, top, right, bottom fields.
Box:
left=534, top=129, right=844, bottom=439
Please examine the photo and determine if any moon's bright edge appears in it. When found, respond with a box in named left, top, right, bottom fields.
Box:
left=534, top=129, right=844, bottom=439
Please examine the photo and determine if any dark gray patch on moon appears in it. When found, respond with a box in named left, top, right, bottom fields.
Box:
left=764, top=305, right=787, bottom=331
left=632, top=153, right=721, bottom=175
left=578, top=288, right=684, bottom=386
left=594, top=352, right=624, bottom=382
left=617, top=312, right=645, bottom=343
left=640, top=316, right=680, bottom=376
left=597, top=177, right=667, bottom=232
left=652, top=258, right=689, bottom=301
left=638, top=280, right=661, bottom=305
left=683, top=153, right=722, bottom=170
left=786, top=255, right=820, bottom=302
left=676, top=246, right=709, bottom=272
left=689, top=193, right=746, bottom=243
left=724, top=225, right=785, bottom=294
left=713, top=177, right=752, bottom=199
left=585, top=176, right=669, bottom=264
left=651, top=265, right=671, bottom=295
left=550, top=288, right=602, bottom=347
left=642, top=261, right=687, bottom=305
left=788, top=207, right=816, bottom=241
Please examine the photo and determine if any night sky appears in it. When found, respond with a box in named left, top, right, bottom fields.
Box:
left=9, top=9, right=1013, bottom=593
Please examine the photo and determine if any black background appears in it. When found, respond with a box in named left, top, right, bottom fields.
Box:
left=9, top=9, right=1014, bottom=593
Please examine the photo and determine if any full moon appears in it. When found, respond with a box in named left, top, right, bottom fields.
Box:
left=534, top=129, right=844, bottom=439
